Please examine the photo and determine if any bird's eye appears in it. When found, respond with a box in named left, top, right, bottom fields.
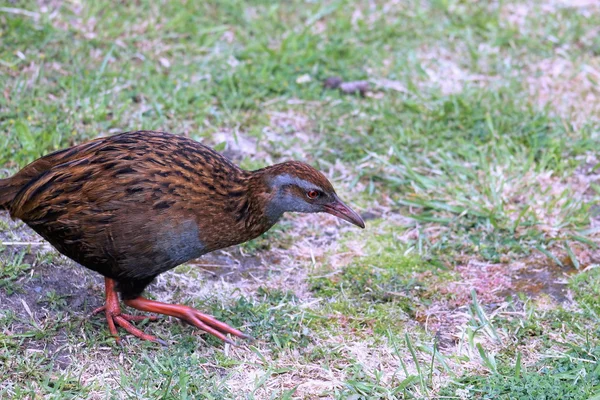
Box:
left=307, top=190, right=319, bottom=199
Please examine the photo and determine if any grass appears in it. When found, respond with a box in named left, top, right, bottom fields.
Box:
left=1, top=0, right=600, bottom=398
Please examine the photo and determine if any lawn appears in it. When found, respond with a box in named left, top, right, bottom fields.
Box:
left=1, top=0, right=600, bottom=398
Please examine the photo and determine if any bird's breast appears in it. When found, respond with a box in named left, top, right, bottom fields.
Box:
left=152, top=219, right=207, bottom=266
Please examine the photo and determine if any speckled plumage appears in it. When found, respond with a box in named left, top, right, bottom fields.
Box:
left=0, top=130, right=364, bottom=344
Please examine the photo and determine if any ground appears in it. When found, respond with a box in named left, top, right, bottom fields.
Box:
left=1, top=1, right=600, bottom=399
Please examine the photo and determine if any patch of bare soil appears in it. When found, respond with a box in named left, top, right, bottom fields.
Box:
left=457, top=259, right=578, bottom=305
left=0, top=247, right=277, bottom=324
left=0, top=211, right=279, bottom=362
left=499, top=1, right=600, bottom=125
left=186, top=251, right=279, bottom=281
left=0, top=229, right=103, bottom=368
left=417, top=44, right=496, bottom=95
left=417, top=258, right=577, bottom=339
left=502, top=0, right=599, bottom=29
left=526, top=57, right=600, bottom=126
left=504, top=261, right=576, bottom=301
left=0, top=251, right=102, bottom=319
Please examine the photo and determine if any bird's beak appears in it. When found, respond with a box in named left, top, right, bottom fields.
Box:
left=323, top=196, right=366, bottom=229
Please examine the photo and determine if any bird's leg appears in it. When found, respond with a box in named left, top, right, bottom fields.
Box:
left=124, top=297, right=250, bottom=345
left=92, top=277, right=162, bottom=344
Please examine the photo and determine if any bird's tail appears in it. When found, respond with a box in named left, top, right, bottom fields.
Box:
left=0, top=177, right=19, bottom=211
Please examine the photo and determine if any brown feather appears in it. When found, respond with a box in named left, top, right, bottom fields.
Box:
left=2, top=131, right=358, bottom=298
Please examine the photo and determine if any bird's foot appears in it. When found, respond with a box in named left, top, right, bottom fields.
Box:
left=124, top=297, right=252, bottom=346
left=93, top=277, right=164, bottom=345
left=95, top=306, right=164, bottom=346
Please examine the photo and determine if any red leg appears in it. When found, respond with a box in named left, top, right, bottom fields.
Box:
left=92, top=277, right=162, bottom=345
left=124, top=296, right=250, bottom=345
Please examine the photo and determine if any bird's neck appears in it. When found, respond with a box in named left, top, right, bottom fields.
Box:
left=228, top=168, right=280, bottom=239
left=247, top=167, right=283, bottom=227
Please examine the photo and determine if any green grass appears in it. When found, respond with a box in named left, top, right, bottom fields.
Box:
left=439, top=301, right=600, bottom=399
left=2, top=0, right=600, bottom=398
left=309, top=221, right=444, bottom=335
left=0, top=250, right=32, bottom=294
left=440, top=344, right=600, bottom=399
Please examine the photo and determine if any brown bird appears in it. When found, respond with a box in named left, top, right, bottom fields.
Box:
left=0, top=131, right=364, bottom=345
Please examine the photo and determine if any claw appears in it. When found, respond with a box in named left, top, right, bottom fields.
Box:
left=240, top=333, right=256, bottom=341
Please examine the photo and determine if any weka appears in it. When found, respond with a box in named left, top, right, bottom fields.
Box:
left=0, top=131, right=364, bottom=345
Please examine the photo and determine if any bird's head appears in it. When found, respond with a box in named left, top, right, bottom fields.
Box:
left=255, top=161, right=365, bottom=228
